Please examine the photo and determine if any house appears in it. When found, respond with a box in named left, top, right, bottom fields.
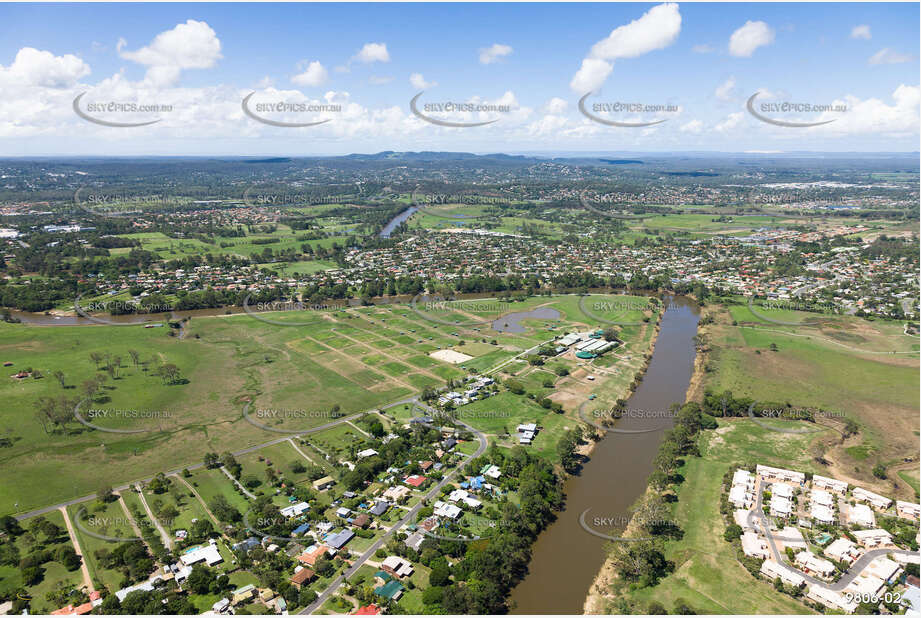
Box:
left=810, top=489, right=833, bottom=507
left=51, top=603, right=93, bottom=615
left=326, top=529, right=355, bottom=550
left=852, top=487, right=892, bottom=510
left=292, top=523, right=311, bottom=536
left=290, top=568, right=316, bottom=590
left=380, top=556, right=415, bottom=578
left=313, top=476, right=336, bottom=491
left=180, top=540, right=223, bottom=567
left=862, top=556, right=902, bottom=583
left=806, top=585, right=858, bottom=613
left=760, top=560, right=805, bottom=587
left=115, top=575, right=164, bottom=602
left=848, top=503, right=876, bottom=528
left=812, top=475, right=848, bottom=494
left=336, top=507, right=352, bottom=519
left=419, top=461, right=433, bottom=472
left=824, top=538, right=860, bottom=563
left=232, top=537, right=261, bottom=553
left=733, top=509, right=755, bottom=532
left=433, top=501, right=461, bottom=520
left=756, top=464, right=805, bottom=484
left=297, top=544, right=329, bottom=567
left=897, top=500, right=921, bottom=520
left=810, top=502, right=835, bottom=524
left=795, top=551, right=836, bottom=577
left=777, top=526, right=807, bottom=550
left=211, top=598, right=231, bottom=614
left=852, top=528, right=893, bottom=548
left=404, top=531, right=425, bottom=550
left=232, top=584, right=256, bottom=605
left=442, top=438, right=457, bottom=451
left=481, top=464, right=501, bottom=479
left=280, top=501, right=310, bottom=518
left=728, top=484, right=750, bottom=508
left=357, top=448, right=379, bottom=459
left=845, top=575, right=886, bottom=599
left=370, top=500, right=391, bottom=516
left=374, top=578, right=404, bottom=601
left=740, top=531, right=770, bottom=559
left=404, top=475, right=426, bottom=488
left=352, top=514, right=370, bottom=529
left=355, top=604, right=381, bottom=615
left=383, top=485, right=411, bottom=502
left=770, top=494, right=793, bottom=518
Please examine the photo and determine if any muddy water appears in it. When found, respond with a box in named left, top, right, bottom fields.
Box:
left=509, top=295, right=700, bottom=614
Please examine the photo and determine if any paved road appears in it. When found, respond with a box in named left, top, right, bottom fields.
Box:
left=15, top=397, right=420, bottom=521
left=747, top=478, right=917, bottom=592
left=58, top=506, right=95, bottom=593
left=300, top=407, right=488, bottom=615
left=221, top=466, right=257, bottom=500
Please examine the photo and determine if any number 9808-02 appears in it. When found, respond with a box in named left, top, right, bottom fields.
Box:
left=843, top=591, right=901, bottom=605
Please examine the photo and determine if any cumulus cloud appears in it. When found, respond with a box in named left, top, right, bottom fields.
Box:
left=809, top=84, right=919, bottom=135
left=570, top=3, right=681, bottom=92
left=409, top=73, right=436, bottom=89
left=479, top=43, right=513, bottom=64
left=716, top=111, right=744, bottom=132
left=868, top=48, right=911, bottom=65
left=353, top=43, right=390, bottom=64
left=680, top=119, right=704, bottom=134
left=545, top=97, right=568, bottom=114
left=728, top=20, right=775, bottom=57
left=0, top=47, right=90, bottom=88
left=292, top=61, right=328, bottom=87
left=118, top=20, right=222, bottom=86
left=850, top=25, right=871, bottom=40
left=715, top=76, right=736, bottom=101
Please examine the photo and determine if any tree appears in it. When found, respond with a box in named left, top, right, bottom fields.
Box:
left=724, top=523, right=743, bottom=542
left=186, top=565, right=212, bottom=594
left=97, top=485, right=115, bottom=503
left=52, top=370, right=66, bottom=388
left=872, top=464, right=887, bottom=479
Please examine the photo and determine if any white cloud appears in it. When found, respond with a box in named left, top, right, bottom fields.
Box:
left=868, top=48, right=911, bottom=65
left=809, top=84, right=919, bottom=135
left=479, top=43, right=513, bottom=65
left=570, top=58, right=613, bottom=94
left=850, top=25, right=871, bottom=40
left=0, top=47, right=90, bottom=88
left=715, top=76, right=736, bottom=101
left=545, top=97, right=568, bottom=114
left=368, top=75, right=393, bottom=85
left=692, top=44, right=713, bottom=54
left=716, top=111, right=744, bottom=132
left=291, top=61, right=328, bottom=87
left=728, top=21, right=775, bottom=57
left=118, top=20, right=222, bottom=86
left=570, top=3, right=681, bottom=92
left=680, top=119, right=704, bottom=134
left=353, top=43, right=390, bottom=64
left=409, top=73, right=436, bottom=89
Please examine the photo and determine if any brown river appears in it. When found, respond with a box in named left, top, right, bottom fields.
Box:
left=509, top=295, right=700, bottom=614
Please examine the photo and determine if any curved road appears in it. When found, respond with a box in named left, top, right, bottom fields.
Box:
left=299, top=406, right=488, bottom=614
left=747, top=479, right=917, bottom=592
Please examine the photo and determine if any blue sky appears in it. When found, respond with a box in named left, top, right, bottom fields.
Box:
left=0, top=2, right=917, bottom=155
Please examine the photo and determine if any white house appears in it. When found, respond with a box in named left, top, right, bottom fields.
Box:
left=848, top=503, right=876, bottom=528
left=862, top=557, right=902, bottom=583
left=357, top=448, right=379, bottom=459
left=795, top=551, right=836, bottom=577
left=777, top=526, right=807, bottom=550
left=807, top=585, right=858, bottom=613
left=810, top=502, right=835, bottom=525
left=852, top=487, right=892, bottom=510
left=812, top=475, right=848, bottom=494
left=757, top=465, right=805, bottom=484
left=824, top=538, right=860, bottom=563
left=280, top=502, right=310, bottom=519
left=770, top=495, right=793, bottom=518
left=433, top=501, right=461, bottom=520
left=897, top=501, right=921, bottom=521
left=810, top=489, right=833, bottom=508
left=760, top=560, right=805, bottom=587
left=179, top=540, right=223, bottom=567
left=741, top=531, right=770, bottom=559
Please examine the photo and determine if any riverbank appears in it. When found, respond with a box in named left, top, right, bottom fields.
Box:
left=509, top=296, right=700, bottom=614
left=582, top=301, right=705, bottom=615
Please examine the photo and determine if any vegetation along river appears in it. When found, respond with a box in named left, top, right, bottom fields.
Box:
left=509, top=295, right=700, bottom=614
